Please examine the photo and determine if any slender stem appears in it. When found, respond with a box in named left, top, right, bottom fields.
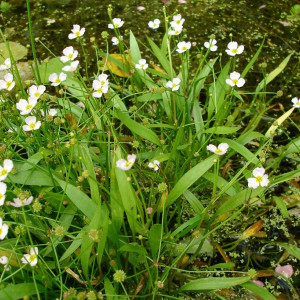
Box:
left=26, top=0, right=41, bottom=84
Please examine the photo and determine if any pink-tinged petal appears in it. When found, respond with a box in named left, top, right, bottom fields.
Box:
left=60, top=56, right=69, bottom=63
left=35, top=121, right=41, bottom=130
left=247, top=178, right=259, bottom=189
left=226, top=79, right=234, bottom=87
left=236, top=78, right=245, bottom=87
left=230, top=71, right=240, bottom=80
left=3, top=159, right=13, bottom=172
left=275, top=265, right=294, bottom=278
left=4, top=73, right=13, bottom=82
left=0, top=256, right=8, bottom=264
left=237, top=45, right=244, bottom=54
left=252, top=167, right=265, bottom=177
left=210, top=45, right=218, bottom=51
left=207, top=144, right=217, bottom=152
left=251, top=280, right=264, bottom=287
left=73, top=24, right=80, bottom=31
left=137, top=6, right=145, bottom=11
left=59, top=73, right=67, bottom=81
left=260, top=175, right=269, bottom=187
left=228, top=41, right=238, bottom=50
left=68, top=33, right=76, bottom=39
left=219, top=143, right=229, bottom=151
left=127, top=154, right=136, bottom=164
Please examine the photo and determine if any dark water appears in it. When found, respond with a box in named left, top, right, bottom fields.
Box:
left=2, top=0, right=300, bottom=98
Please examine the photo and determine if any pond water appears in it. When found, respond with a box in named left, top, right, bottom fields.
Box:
left=1, top=0, right=300, bottom=102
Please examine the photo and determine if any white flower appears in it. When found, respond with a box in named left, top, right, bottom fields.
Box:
left=207, top=143, right=229, bottom=155
left=108, top=18, right=124, bottom=29
left=0, top=73, right=15, bottom=91
left=16, top=97, right=37, bottom=115
left=291, top=97, right=300, bottom=108
left=0, top=256, right=10, bottom=271
left=28, top=85, right=46, bottom=100
left=68, top=24, right=85, bottom=39
left=60, top=46, right=78, bottom=63
left=92, top=80, right=109, bottom=98
left=170, top=14, right=185, bottom=28
left=10, top=196, right=33, bottom=207
left=49, top=72, right=67, bottom=86
left=247, top=167, right=269, bottom=189
left=137, top=6, right=145, bottom=11
left=226, top=71, right=245, bottom=87
left=40, top=108, right=57, bottom=117
left=166, top=78, right=181, bottom=91
left=77, top=102, right=85, bottom=108
left=225, top=41, right=244, bottom=56
left=176, top=41, right=191, bottom=53
left=204, top=39, right=218, bottom=51
left=0, top=182, right=7, bottom=206
left=23, top=116, right=41, bottom=131
left=21, top=247, right=38, bottom=267
left=148, top=160, right=160, bottom=171
left=0, top=58, right=11, bottom=70
left=135, top=59, right=148, bottom=70
left=0, top=159, right=13, bottom=181
left=148, top=19, right=160, bottom=29
left=168, top=25, right=183, bottom=36
left=0, top=255, right=8, bottom=264
left=116, top=154, right=136, bottom=171
left=111, top=36, right=123, bottom=45
left=0, top=218, right=8, bottom=240
left=98, top=73, right=109, bottom=86
left=62, top=60, right=79, bottom=72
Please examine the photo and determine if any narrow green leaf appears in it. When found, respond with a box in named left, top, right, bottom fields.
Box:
left=54, top=177, right=97, bottom=219
left=104, top=277, right=117, bottom=300
left=215, top=187, right=264, bottom=216
left=60, top=233, right=82, bottom=261
left=241, top=281, right=276, bottom=300
left=81, top=144, right=101, bottom=205
left=116, top=109, right=161, bottom=146
left=256, top=53, right=293, bottom=93
left=205, top=126, right=241, bottom=134
left=241, top=37, right=265, bottom=78
left=180, top=276, right=251, bottom=291
left=0, top=283, right=44, bottom=300
left=183, top=190, right=205, bottom=214
left=166, top=155, right=215, bottom=207
left=147, top=36, right=172, bottom=76
left=207, top=262, right=235, bottom=270
left=8, top=169, right=53, bottom=186
left=277, top=243, right=300, bottom=260
left=273, top=196, right=290, bottom=219
left=130, top=30, right=141, bottom=63
left=221, top=138, right=259, bottom=164
left=119, top=243, right=147, bottom=255
left=148, top=224, right=162, bottom=259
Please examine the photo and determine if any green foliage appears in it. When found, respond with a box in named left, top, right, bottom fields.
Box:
left=0, top=4, right=299, bottom=299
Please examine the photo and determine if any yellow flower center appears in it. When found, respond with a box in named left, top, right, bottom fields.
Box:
left=97, top=88, right=103, bottom=93
left=115, top=24, right=119, bottom=28
left=0, top=169, right=7, bottom=176
left=0, top=193, right=3, bottom=199
left=100, top=80, right=106, bottom=85
left=140, top=64, right=145, bottom=68
left=6, top=81, right=12, bottom=87
left=55, top=78, right=61, bottom=84
left=0, top=228, right=2, bottom=235
left=182, top=47, right=187, bottom=51
left=28, top=254, right=36, bottom=262
left=25, top=104, right=33, bottom=111
left=29, top=123, right=36, bottom=129
left=255, top=176, right=263, bottom=183
left=232, top=79, right=239, bottom=85
left=20, top=200, right=25, bottom=205
left=68, top=54, right=73, bottom=59
left=176, top=20, right=181, bottom=24
left=172, top=83, right=177, bottom=88
left=214, top=149, right=222, bottom=154
left=231, top=49, right=238, bottom=54
left=75, top=31, right=80, bottom=36
left=124, top=161, right=132, bottom=168
left=34, top=92, right=40, bottom=98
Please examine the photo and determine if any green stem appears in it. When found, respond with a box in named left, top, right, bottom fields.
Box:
left=26, top=0, right=41, bottom=84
